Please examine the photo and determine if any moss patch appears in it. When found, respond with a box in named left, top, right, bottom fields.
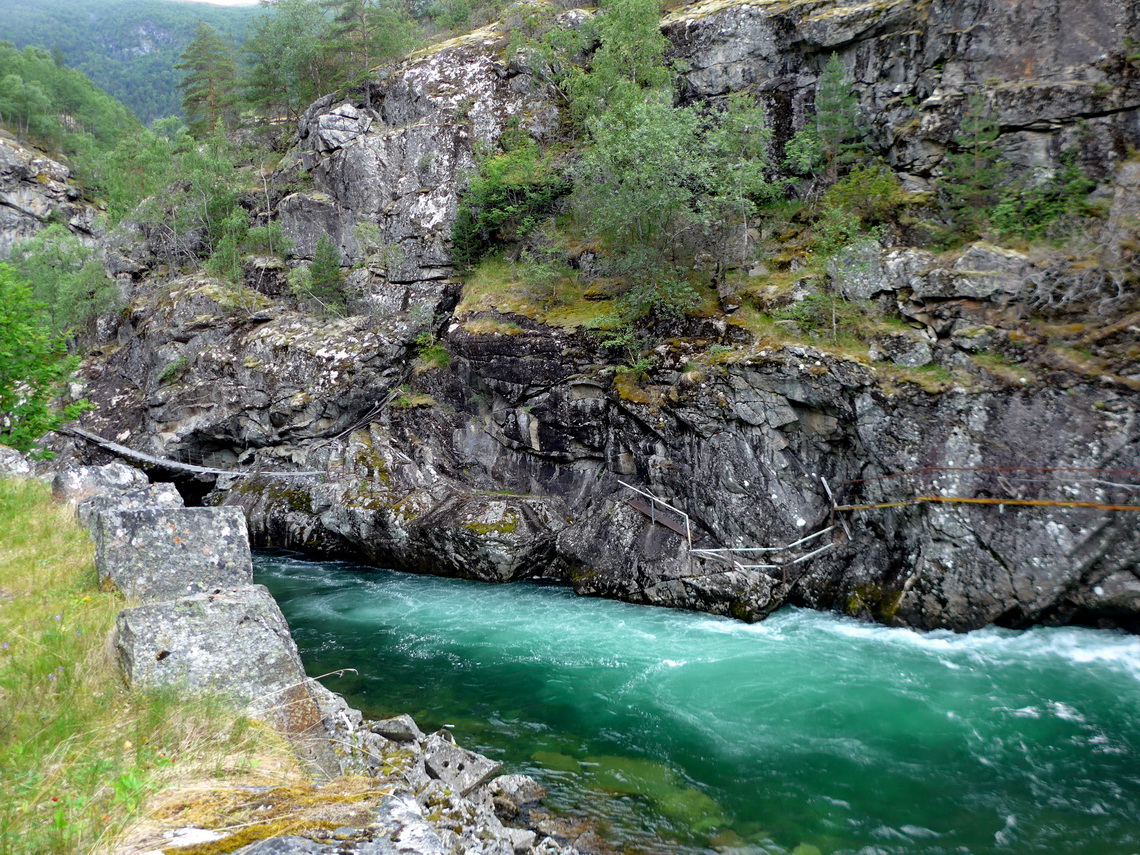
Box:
left=464, top=507, right=521, bottom=535
left=154, top=778, right=393, bottom=855
left=846, top=583, right=904, bottom=621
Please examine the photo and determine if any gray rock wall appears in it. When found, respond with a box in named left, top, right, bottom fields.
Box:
left=63, top=0, right=1140, bottom=635
left=0, top=133, right=99, bottom=258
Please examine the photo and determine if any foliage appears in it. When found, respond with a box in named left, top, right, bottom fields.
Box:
left=245, top=221, right=293, bottom=257
left=785, top=53, right=865, bottom=184
left=452, top=138, right=570, bottom=269
left=822, top=163, right=904, bottom=227
left=165, top=124, right=243, bottom=259
left=321, top=0, right=418, bottom=102
left=937, top=92, right=1005, bottom=237
left=562, top=0, right=671, bottom=120
left=76, top=117, right=182, bottom=224
left=0, top=265, right=89, bottom=454
left=8, top=225, right=118, bottom=332
left=0, top=0, right=256, bottom=124
left=413, top=331, right=450, bottom=369
left=292, top=234, right=347, bottom=313
left=575, top=95, right=704, bottom=274
left=0, top=478, right=291, bottom=854
left=204, top=207, right=250, bottom=282
left=701, top=92, right=781, bottom=270
left=991, top=151, right=1096, bottom=241
left=176, top=22, right=239, bottom=137
left=0, top=40, right=139, bottom=152
left=243, top=0, right=338, bottom=124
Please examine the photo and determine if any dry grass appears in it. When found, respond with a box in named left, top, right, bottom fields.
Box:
left=0, top=477, right=298, bottom=855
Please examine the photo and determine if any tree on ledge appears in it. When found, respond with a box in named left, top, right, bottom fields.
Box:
left=176, top=21, right=238, bottom=137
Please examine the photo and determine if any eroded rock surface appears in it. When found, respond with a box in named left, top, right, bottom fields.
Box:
left=0, top=133, right=98, bottom=258
left=61, top=0, right=1140, bottom=634
left=113, top=584, right=323, bottom=729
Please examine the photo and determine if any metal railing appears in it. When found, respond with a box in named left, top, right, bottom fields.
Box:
left=618, top=479, right=692, bottom=547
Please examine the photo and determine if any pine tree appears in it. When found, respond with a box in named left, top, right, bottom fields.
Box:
left=307, top=234, right=347, bottom=312
left=245, top=0, right=336, bottom=123
left=784, top=53, right=865, bottom=185
left=938, top=92, right=1005, bottom=237
left=322, top=0, right=416, bottom=105
left=175, top=22, right=238, bottom=137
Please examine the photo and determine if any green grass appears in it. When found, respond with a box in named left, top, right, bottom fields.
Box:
left=0, top=478, right=294, bottom=854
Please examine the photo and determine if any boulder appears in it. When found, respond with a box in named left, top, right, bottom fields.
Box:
left=867, top=331, right=934, bottom=367
left=828, top=241, right=887, bottom=301
left=487, top=775, right=547, bottom=809
left=487, top=774, right=548, bottom=825
left=0, top=445, right=33, bottom=477
left=369, top=714, right=425, bottom=743
left=914, top=243, right=1030, bottom=303
left=52, top=462, right=148, bottom=504
left=367, top=791, right=449, bottom=855
left=76, top=482, right=184, bottom=530
left=949, top=322, right=1004, bottom=353
left=113, top=584, right=320, bottom=729
left=94, top=507, right=253, bottom=602
left=422, top=732, right=502, bottom=796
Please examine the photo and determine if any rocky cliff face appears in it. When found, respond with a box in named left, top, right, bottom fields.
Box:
left=64, top=0, right=1140, bottom=633
left=668, top=0, right=1140, bottom=176
left=0, top=131, right=99, bottom=258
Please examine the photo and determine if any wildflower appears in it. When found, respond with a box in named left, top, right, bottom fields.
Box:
left=2, top=642, right=8, bottom=649
left=51, top=797, right=59, bottom=803
left=54, top=615, right=61, bottom=621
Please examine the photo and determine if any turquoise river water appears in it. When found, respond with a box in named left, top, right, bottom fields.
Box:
left=255, top=551, right=1140, bottom=855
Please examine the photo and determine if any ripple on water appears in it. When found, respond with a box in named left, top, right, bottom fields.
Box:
left=255, top=551, right=1140, bottom=855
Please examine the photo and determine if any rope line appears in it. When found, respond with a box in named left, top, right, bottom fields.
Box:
left=834, top=496, right=1140, bottom=512
left=837, top=465, right=1140, bottom=486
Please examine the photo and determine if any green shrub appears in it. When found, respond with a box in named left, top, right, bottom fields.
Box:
left=8, top=225, right=118, bottom=332
left=244, top=222, right=293, bottom=257
left=413, top=331, right=450, bottom=369
left=0, top=264, right=90, bottom=455
left=290, top=235, right=346, bottom=314
left=991, top=151, right=1096, bottom=240
left=452, top=140, right=570, bottom=269
left=937, top=92, right=1005, bottom=237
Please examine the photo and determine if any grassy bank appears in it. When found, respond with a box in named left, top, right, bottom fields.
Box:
left=0, top=477, right=295, bottom=854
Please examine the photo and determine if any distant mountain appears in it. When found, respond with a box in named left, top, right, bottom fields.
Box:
left=0, top=0, right=258, bottom=124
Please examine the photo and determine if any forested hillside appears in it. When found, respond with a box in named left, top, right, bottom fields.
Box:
left=0, top=0, right=256, bottom=122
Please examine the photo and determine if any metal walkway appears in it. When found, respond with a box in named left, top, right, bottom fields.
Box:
left=619, top=479, right=837, bottom=581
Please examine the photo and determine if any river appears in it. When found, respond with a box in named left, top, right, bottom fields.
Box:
left=255, top=550, right=1140, bottom=855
